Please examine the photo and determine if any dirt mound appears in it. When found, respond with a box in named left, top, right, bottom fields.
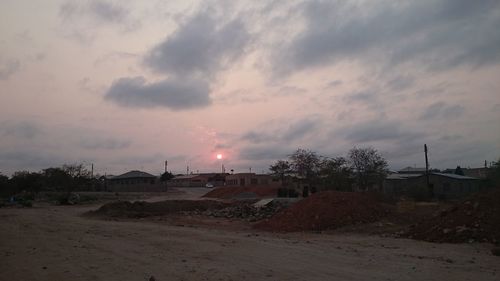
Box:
left=87, top=200, right=230, bottom=218
left=254, top=191, right=389, bottom=232
left=188, top=200, right=288, bottom=222
left=203, top=185, right=279, bottom=199
left=405, top=188, right=500, bottom=243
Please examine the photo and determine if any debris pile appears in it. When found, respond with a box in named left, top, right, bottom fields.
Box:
left=255, top=191, right=390, bottom=232
left=405, top=188, right=500, bottom=244
left=188, top=200, right=288, bottom=222
left=87, top=200, right=230, bottom=218
left=203, top=186, right=280, bottom=199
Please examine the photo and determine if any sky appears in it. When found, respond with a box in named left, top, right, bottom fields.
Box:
left=1, top=0, right=499, bottom=176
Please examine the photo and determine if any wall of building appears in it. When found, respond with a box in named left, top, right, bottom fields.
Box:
left=108, top=177, right=166, bottom=192
left=225, top=173, right=276, bottom=187
left=383, top=174, right=481, bottom=200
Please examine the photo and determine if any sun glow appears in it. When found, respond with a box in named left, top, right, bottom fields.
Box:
left=216, top=154, right=223, bottom=160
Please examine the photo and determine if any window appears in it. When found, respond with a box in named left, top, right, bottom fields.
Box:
left=251, top=178, right=258, bottom=185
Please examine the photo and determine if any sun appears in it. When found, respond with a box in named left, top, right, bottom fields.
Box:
left=216, top=154, right=223, bottom=160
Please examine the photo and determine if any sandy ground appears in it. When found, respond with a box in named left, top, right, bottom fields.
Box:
left=1, top=193, right=499, bottom=281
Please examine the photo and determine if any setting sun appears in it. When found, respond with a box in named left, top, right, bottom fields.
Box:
left=216, top=154, right=223, bottom=160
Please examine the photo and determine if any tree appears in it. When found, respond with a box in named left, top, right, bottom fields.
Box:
left=61, top=163, right=92, bottom=192
left=42, top=167, right=72, bottom=191
left=319, top=157, right=352, bottom=191
left=269, top=160, right=291, bottom=186
left=348, top=147, right=388, bottom=191
left=10, top=171, right=43, bottom=194
left=289, top=149, right=321, bottom=192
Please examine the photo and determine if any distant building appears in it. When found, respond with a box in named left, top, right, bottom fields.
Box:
left=168, top=173, right=226, bottom=187
left=384, top=172, right=482, bottom=200
left=225, top=173, right=277, bottom=187
left=107, top=170, right=165, bottom=192
left=398, top=167, right=427, bottom=174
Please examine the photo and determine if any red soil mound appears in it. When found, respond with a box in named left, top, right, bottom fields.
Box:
left=406, top=188, right=500, bottom=243
left=203, top=185, right=280, bottom=199
left=254, top=191, right=389, bottom=232
left=87, top=200, right=229, bottom=218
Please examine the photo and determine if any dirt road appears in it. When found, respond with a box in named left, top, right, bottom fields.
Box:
left=1, top=202, right=498, bottom=281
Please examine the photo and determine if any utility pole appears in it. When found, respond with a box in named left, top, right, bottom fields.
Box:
left=424, top=144, right=433, bottom=198
left=165, top=160, right=168, bottom=173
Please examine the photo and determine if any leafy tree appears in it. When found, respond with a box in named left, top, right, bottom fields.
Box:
left=348, top=147, right=388, bottom=191
left=0, top=173, right=14, bottom=197
left=10, top=171, right=43, bottom=194
left=289, top=149, right=320, bottom=180
left=42, top=167, right=72, bottom=191
left=269, top=160, right=292, bottom=186
left=319, top=157, right=352, bottom=191
left=288, top=148, right=321, bottom=194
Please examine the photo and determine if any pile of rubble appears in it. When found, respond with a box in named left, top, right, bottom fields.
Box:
left=405, top=188, right=500, bottom=244
left=254, top=191, right=390, bottom=232
left=203, top=186, right=280, bottom=199
left=187, top=200, right=288, bottom=222
left=87, top=200, right=230, bottom=218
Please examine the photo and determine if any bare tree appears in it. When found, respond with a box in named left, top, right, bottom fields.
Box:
left=269, top=160, right=291, bottom=186
left=319, top=157, right=352, bottom=191
left=348, top=147, right=388, bottom=191
left=289, top=149, right=321, bottom=193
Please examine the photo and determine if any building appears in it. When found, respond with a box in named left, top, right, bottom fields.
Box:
left=398, top=167, right=426, bottom=174
left=107, top=170, right=166, bottom=192
left=225, top=173, right=277, bottom=187
left=383, top=172, right=481, bottom=200
left=168, top=173, right=226, bottom=187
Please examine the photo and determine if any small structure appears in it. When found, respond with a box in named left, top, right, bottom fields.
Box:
left=384, top=172, right=481, bottom=200
left=107, top=170, right=165, bottom=192
left=225, top=173, right=276, bottom=187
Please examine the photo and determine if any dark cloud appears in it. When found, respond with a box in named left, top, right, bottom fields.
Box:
left=325, top=80, right=342, bottom=88
left=104, top=76, right=211, bottom=110
left=143, top=13, right=250, bottom=80
left=238, top=144, right=291, bottom=161
left=60, top=0, right=128, bottom=24
left=241, top=131, right=274, bottom=144
left=385, top=75, right=414, bottom=92
left=0, top=121, right=41, bottom=139
left=340, top=120, right=422, bottom=143
left=79, top=138, right=131, bottom=150
left=344, top=91, right=378, bottom=104
left=58, top=0, right=140, bottom=43
left=0, top=151, right=66, bottom=175
left=274, top=0, right=500, bottom=75
left=282, top=118, right=318, bottom=141
left=241, top=117, right=320, bottom=144
left=420, top=101, right=465, bottom=120
left=0, top=59, right=20, bottom=80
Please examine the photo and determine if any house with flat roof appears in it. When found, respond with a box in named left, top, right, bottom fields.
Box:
left=384, top=172, right=482, bottom=200
left=107, top=170, right=166, bottom=192
left=225, top=173, right=278, bottom=187
left=168, top=173, right=226, bottom=187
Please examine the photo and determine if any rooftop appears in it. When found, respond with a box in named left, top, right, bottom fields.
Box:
left=111, top=170, right=157, bottom=180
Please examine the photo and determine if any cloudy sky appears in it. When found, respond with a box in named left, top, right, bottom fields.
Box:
left=1, top=0, right=499, bottom=176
